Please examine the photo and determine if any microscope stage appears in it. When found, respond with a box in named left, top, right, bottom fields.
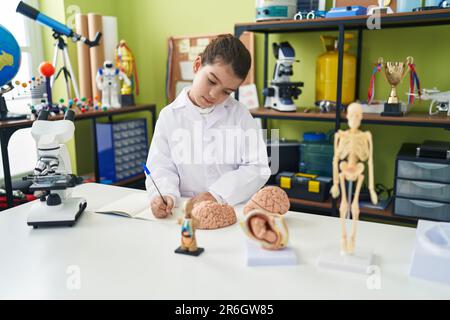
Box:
left=27, top=197, right=87, bottom=228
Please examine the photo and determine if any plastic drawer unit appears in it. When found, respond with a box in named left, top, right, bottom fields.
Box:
left=396, top=179, right=450, bottom=203
left=96, top=118, right=149, bottom=184
left=397, top=160, right=450, bottom=184
left=395, top=198, right=450, bottom=221
left=394, top=144, right=450, bottom=221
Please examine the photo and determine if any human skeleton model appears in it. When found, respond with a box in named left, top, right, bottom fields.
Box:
left=330, top=103, right=378, bottom=255
left=96, top=61, right=131, bottom=109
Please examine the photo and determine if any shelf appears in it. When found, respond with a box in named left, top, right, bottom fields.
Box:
left=238, top=10, right=449, bottom=224
left=0, top=104, right=156, bottom=129
left=235, top=9, right=450, bottom=35
left=360, top=202, right=418, bottom=225
left=250, top=107, right=337, bottom=123
left=289, top=197, right=418, bottom=225
left=352, top=112, right=450, bottom=128
left=250, top=107, right=450, bottom=129
left=361, top=202, right=393, bottom=217
left=290, top=197, right=333, bottom=210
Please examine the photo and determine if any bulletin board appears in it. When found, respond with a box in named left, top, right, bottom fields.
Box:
left=166, top=32, right=255, bottom=103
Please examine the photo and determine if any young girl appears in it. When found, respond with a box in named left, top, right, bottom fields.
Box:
left=146, top=34, right=270, bottom=218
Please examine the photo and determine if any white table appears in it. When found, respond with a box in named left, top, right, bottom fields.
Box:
left=0, top=183, right=449, bottom=299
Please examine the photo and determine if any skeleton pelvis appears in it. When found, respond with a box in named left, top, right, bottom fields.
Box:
left=339, top=161, right=364, bottom=181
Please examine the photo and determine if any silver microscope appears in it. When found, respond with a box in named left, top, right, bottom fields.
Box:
left=25, top=109, right=87, bottom=228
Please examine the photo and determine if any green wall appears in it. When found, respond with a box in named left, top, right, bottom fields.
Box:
left=38, top=0, right=450, bottom=189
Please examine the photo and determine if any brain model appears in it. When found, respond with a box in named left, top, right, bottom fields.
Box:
left=191, top=201, right=237, bottom=230
left=243, top=186, right=290, bottom=215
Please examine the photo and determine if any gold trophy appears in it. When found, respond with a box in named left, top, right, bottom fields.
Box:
left=115, top=40, right=139, bottom=106
left=379, top=56, right=413, bottom=117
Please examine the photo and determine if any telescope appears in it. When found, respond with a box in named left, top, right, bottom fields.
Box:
left=16, top=1, right=101, bottom=47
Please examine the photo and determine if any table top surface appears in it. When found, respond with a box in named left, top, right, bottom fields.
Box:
left=1, top=183, right=449, bottom=300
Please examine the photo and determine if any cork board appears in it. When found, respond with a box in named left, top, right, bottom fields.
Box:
left=166, top=32, right=255, bottom=103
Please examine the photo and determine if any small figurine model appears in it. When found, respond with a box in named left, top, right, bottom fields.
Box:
left=330, top=102, right=378, bottom=255
left=175, top=203, right=204, bottom=256
left=96, top=60, right=131, bottom=109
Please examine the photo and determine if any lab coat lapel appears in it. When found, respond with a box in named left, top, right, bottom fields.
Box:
left=184, top=103, right=203, bottom=122
left=205, top=103, right=228, bottom=129
left=175, top=88, right=203, bottom=122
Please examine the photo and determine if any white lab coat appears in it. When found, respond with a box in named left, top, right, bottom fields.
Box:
left=145, top=87, right=271, bottom=206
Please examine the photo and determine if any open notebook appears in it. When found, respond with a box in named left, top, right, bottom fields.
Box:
left=95, top=192, right=182, bottom=223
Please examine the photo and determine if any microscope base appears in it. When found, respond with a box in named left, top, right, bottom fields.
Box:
left=264, top=97, right=297, bottom=112
left=270, top=104, right=297, bottom=112
left=27, top=197, right=87, bottom=229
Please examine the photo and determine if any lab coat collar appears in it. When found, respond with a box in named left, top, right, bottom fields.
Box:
left=174, top=87, right=231, bottom=129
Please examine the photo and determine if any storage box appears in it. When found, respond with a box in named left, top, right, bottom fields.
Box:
left=96, top=118, right=148, bottom=184
left=266, top=139, right=300, bottom=185
left=297, top=0, right=326, bottom=11
left=299, top=141, right=333, bottom=177
left=394, top=143, right=450, bottom=222
left=276, top=171, right=332, bottom=202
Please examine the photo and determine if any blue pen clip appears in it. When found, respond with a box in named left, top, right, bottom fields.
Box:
left=142, top=163, right=151, bottom=175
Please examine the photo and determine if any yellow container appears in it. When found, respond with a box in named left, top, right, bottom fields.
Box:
left=316, top=34, right=356, bottom=105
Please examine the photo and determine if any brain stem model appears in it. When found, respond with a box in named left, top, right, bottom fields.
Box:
left=330, top=102, right=378, bottom=255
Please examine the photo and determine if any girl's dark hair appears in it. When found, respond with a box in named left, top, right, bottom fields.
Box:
left=199, top=34, right=251, bottom=80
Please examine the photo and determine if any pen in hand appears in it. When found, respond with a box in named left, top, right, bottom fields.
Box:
left=142, top=163, right=173, bottom=215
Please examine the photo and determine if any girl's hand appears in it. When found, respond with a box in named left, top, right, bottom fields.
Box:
left=150, top=196, right=174, bottom=218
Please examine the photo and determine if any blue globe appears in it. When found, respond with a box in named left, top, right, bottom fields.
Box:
left=0, top=24, right=21, bottom=88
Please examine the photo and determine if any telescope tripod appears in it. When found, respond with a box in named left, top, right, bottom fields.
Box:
left=51, top=32, right=80, bottom=101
